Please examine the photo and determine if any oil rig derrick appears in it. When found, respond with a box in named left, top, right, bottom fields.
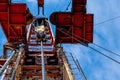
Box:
left=0, top=0, right=93, bottom=80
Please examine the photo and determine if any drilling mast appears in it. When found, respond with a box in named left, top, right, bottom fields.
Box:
left=0, top=0, right=93, bottom=80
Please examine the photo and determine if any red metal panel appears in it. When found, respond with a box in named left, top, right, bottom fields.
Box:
left=38, top=0, right=44, bottom=6
left=73, top=13, right=84, bottom=27
left=50, top=12, right=72, bottom=26
left=9, top=3, right=27, bottom=42
left=0, top=12, right=8, bottom=22
left=85, top=33, right=93, bottom=43
left=73, top=27, right=83, bottom=42
left=72, top=0, right=86, bottom=5
left=9, top=14, right=26, bottom=24
left=0, top=0, right=8, bottom=3
left=85, top=14, right=93, bottom=23
left=85, top=14, right=93, bottom=33
left=9, top=25, right=24, bottom=36
left=8, top=24, right=26, bottom=42
left=0, top=4, right=8, bottom=12
left=72, top=5, right=86, bottom=12
left=50, top=0, right=94, bottom=44
left=9, top=26, right=18, bottom=36
left=85, top=14, right=93, bottom=43
left=85, top=23, right=93, bottom=33
left=10, top=4, right=26, bottom=14
left=0, top=2, right=33, bottom=43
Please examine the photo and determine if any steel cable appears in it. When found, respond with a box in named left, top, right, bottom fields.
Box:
left=57, top=28, right=120, bottom=64
left=95, top=16, right=120, bottom=26
left=59, top=28, right=120, bottom=58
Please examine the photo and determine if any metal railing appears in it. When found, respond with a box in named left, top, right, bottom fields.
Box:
left=64, top=52, right=87, bottom=80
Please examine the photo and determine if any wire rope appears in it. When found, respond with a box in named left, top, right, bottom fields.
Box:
left=57, top=28, right=120, bottom=64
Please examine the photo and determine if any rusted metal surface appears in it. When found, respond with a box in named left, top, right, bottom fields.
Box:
left=50, top=0, right=93, bottom=44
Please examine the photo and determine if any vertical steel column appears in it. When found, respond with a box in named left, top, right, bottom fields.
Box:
left=41, top=41, right=46, bottom=80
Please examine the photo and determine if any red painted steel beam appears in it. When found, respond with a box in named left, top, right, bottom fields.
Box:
left=26, top=53, right=54, bottom=57
left=9, top=4, right=26, bottom=24
left=50, top=0, right=93, bottom=44
left=22, top=73, right=61, bottom=77
left=50, top=12, right=72, bottom=26
left=22, top=65, right=60, bottom=70
left=0, top=0, right=8, bottom=3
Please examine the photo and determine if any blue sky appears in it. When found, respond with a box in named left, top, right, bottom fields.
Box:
left=0, top=0, right=120, bottom=80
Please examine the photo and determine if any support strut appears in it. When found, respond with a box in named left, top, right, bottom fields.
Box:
left=0, top=50, right=16, bottom=75
left=10, top=47, right=24, bottom=80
